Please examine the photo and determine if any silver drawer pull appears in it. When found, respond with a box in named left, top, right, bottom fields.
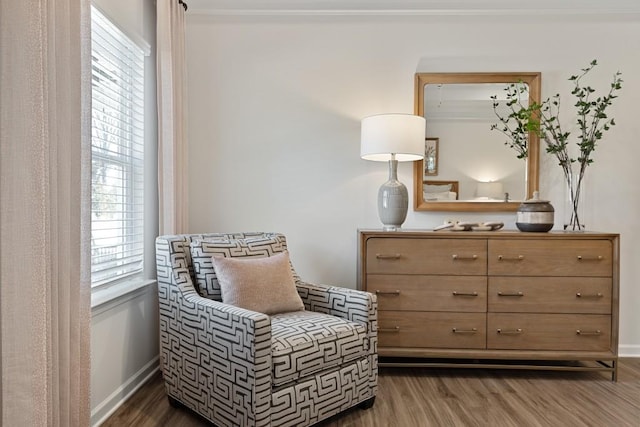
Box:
left=497, top=255, right=524, bottom=261
left=576, top=292, right=603, bottom=298
left=452, top=291, right=478, bottom=297
left=376, top=253, right=401, bottom=260
left=452, top=327, right=477, bottom=334
left=375, top=290, right=401, bottom=296
left=497, top=291, right=524, bottom=297
left=452, top=254, right=478, bottom=260
left=577, top=255, right=604, bottom=261
left=497, top=328, right=523, bottom=335
left=576, top=330, right=601, bottom=336
left=379, top=326, right=400, bottom=333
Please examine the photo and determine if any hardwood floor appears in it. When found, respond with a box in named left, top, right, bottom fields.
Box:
left=101, top=358, right=640, bottom=427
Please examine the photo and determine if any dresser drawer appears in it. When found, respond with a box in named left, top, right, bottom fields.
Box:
left=488, top=239, right=612, bottom=277
left=366, top=238, right=487, bottom=275
left=368, top=274, right=487, bottom=312
left=379, top=311, right=486, bottom=349
left=487, top=313, right=611, bottom=351
left=488, top=277, right=612, bottom=314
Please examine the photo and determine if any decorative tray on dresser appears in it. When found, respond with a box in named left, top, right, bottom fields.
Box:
left=358, top=229, right=620, bottom=380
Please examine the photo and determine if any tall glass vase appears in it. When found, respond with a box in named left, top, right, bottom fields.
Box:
left=564, top=169, right=586, bottom=231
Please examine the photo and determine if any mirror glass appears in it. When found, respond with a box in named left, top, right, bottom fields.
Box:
left=413, top=73, right=540, bottom=212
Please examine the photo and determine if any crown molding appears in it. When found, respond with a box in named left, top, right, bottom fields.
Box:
left=187, top=0, right=640, bottom=17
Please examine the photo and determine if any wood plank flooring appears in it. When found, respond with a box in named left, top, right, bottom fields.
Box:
left=101, top=358, right=640, bottom=427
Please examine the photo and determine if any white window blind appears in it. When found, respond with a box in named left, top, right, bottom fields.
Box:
left=91, top=6, right=145, bottom=287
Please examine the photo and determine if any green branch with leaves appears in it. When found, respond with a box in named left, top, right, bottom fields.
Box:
left=490, top=60, right=623, bottom=229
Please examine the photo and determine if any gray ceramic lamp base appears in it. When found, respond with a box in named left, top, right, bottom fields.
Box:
left=377, top=160, right=408, bottom=231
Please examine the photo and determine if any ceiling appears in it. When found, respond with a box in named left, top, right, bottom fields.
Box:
left=186, top=0, right=640, bottom=16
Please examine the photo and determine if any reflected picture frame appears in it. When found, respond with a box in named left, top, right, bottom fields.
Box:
left=423, top=137, right=439, bottom=177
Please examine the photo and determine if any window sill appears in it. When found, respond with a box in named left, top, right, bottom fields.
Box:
left=91, top=278, right=156, bottom=314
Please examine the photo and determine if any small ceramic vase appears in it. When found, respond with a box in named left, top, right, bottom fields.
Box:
left=516, top=191, right=554, bottom=232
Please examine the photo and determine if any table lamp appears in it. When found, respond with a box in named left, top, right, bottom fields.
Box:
left=361, top=113, right=426, bottom=231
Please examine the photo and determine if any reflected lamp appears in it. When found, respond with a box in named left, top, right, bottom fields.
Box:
left=476, top=181, right=504, bottom=200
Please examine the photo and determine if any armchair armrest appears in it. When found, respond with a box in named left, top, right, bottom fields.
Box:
left=162, top=292, right=274, bottom=426
left=295, top=281, right=377, bottom=338
left=296, top=281, right=378, bottom=395
left=158, top=241, right=274, bottom=425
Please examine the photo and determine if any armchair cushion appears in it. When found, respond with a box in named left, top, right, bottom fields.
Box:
left=212, top=251, right=304, bottom=315
left=189, top=233, right=292, bottom=300
left=270, top=311, right=367, bottom=387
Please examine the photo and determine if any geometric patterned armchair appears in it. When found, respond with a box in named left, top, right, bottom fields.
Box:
left=155, top=232, right=378, bottom=426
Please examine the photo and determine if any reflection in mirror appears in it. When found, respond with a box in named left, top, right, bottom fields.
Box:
left=425, top=83, right=526, bottom=200
left=413, top=73, right=540, bottom=212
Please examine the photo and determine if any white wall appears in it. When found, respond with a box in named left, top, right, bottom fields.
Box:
left=185, top=14, right=640, bottom=355
left=90, top=286, right=159, bottom=425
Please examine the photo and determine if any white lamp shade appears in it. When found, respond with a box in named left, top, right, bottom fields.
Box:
left=477, top=181, right=504, bottom=199
left=360, top=114, right=426, bottom=162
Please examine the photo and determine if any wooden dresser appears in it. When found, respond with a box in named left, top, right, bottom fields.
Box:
left=358, top=229, right=620, bottom=380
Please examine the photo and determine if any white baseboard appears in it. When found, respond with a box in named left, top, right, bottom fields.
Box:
left=619, top=345, right=640, bottom=358
left=91, top=356, right=159, bottom=427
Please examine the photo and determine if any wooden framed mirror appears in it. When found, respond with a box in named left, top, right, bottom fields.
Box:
left=413, top=72, right=540, bottom=212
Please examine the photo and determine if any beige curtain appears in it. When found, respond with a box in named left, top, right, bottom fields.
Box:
left=157, top=0, right=189, bottom=235
left=0, top=0, right=91, bottom=425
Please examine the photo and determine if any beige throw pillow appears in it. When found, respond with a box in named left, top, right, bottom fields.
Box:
left=211, top=251, right=304, bottom=315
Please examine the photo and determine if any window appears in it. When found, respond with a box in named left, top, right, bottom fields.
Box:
left=90, top=6, right=145, bottom=288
